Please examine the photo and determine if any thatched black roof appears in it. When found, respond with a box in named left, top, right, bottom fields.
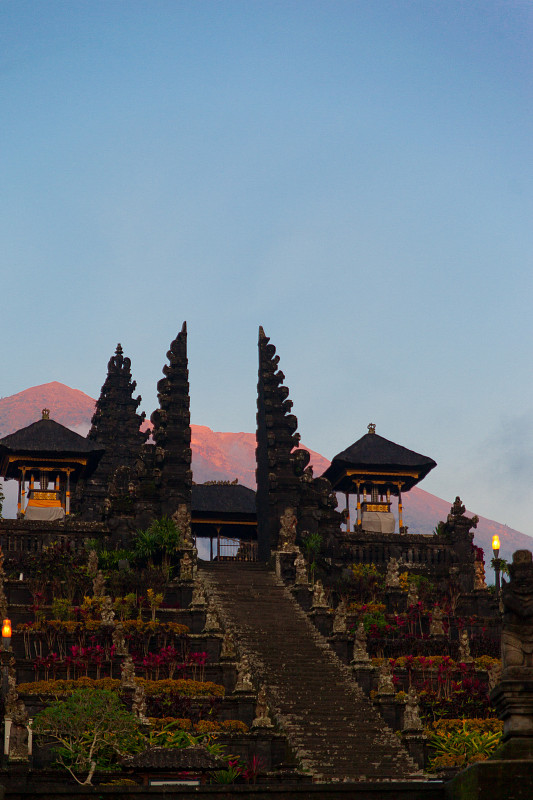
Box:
left=192, top=483, right=256, bottom=516
left=0, top=418, right=102, bottom=455
left=122, top=745, right=224, bottom=770
left=322, top=430, right=436, bottom=493
left=0, top=418, right=104, bottom=479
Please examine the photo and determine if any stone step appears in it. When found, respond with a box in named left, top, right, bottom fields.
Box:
left=200, top=561, right=420, bottom=782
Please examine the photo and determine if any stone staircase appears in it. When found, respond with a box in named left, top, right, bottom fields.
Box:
left=200, top=561, right=422, bottom=782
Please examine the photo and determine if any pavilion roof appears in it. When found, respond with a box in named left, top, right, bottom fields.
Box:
left=0, top=418, right=103, bottom=455
left=322, top=429, right=436, bottom=493
left=192, top=482, right=256, bottom=515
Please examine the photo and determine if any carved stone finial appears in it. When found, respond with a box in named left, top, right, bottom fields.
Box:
left=41, top=408, right=50, bottom=420
left=367, top=423, right=376, bottom=434
left=115, top=343, right=123, bottom=355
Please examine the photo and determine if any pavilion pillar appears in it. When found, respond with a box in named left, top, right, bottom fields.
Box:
left=216, top=526, right=221, bottom=560
left=356, top=482, right=361, bottom=527
left=345, top=492, right=350, bottom=533
left=65, top=469, right=72, bottom=515
left=397, top=483, right=404, bottom=532
left=17, top=475, right=21, bottom=516
left=20, top=468, right=27, bottom=515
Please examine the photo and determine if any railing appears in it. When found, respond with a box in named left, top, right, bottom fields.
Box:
left=0, top=519, right=105, bottom=556
left=216, top=537, right=258, bottom=562
left=345, top=532, right=454, bottom=570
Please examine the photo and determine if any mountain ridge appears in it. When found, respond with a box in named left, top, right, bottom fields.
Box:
left=0, top=382, right=530, bottom=564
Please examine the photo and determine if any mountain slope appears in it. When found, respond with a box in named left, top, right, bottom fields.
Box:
left=0, top=383, right=530, bottom=562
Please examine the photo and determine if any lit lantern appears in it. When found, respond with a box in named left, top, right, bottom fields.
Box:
left=2, top=619, right=11, bottom=649
left=492, top=535, right=500, bottom=557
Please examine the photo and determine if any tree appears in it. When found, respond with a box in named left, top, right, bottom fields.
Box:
left=32, top=689, right=143, bottom=785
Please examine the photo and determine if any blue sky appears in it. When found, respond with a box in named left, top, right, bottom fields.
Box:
left=1, top=1, right=532, bottom=533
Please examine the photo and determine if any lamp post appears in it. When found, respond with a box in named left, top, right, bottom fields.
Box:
left=492, top=535, right=501, bottom=591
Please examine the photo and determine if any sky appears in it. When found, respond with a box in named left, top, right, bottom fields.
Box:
left=1, top=1, right=532, bottom=534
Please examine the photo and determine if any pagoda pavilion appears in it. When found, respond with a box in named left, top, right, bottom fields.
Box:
left=0, top=409, right=104, bottom=520
left=322, top=423, right=437, bottom=534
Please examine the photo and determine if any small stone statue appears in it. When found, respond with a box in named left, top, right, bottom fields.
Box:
left=352, top=622, right=370, bottom=663
left=190, top=579, right=207, bottom=608
left=180, top=551, right=193, bottom=581
left=501, top=550, right=533, bottom=675
left=235, top=654, right=254, bottom=692
left=311, top=580, right=328, bottom=609
left=92, top=570, right=106, bottom=598
left=403, top=687, right=423, bottom=731
left=120, top=655, right=137, bottom=689
left=332, top=599, right=348, bottom=634
left=474, top=560, right=487, bottom=591
left=172, top=504, right=193, bottom=547
left=132, top=683, right=149, bottom=724
left=377, top=659, right=395, bottom=694
left=8, top=701, right=29, bottom=762
left=294, top=550, right=308, bottom=586
left=406, top=582, right=419, bottom=607
left=100, top=596, right=115, bottom=625
left=220, top=630, right=237, bottom=660
left=204, top=604, right=221, bottom=632
left=252, top=684, right=273, bottom=728
left=385, top=557, right=401, bottom=589
left=458, top=629, right=473, bottom=663
left=488, top=661, right=502, bottom=691
left=87, top=549, right=98, bottom=578
left=430, top=606, right=445, bottom=637
left=112, top=622, right=128, bottom=656
left=279, top=507, right=298, bottom=552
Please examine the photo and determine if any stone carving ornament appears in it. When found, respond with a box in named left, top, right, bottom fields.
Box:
left=403, top=687, right=423, bottom=731
left=311, top=580, right=328, bottom=609
left=501, top=549, right=533, bottom=675
left=204, top=604, right=221, bottom=632
left=172, top=504, right=193, bottom=547
left=458, top=629, right=473, bottom=663
left=352, top=622, right=370, bottom=663
left=235, top=654, right=254, bottom=692
left=92, top=570, right=106, bottom=598
left=252, top=684, right=274, bottom=728
left=190, top=579, right=207, bottom=608
left=294, top=550, right=308, bottom=586
left=385, top=557, right=401, bottom=589
left=377, top=659, right=395, bottom=694
left=180, top=551, right=193, bottom=581
left=120, top=655, right=137, bottom=689
left=112, top=622, right=128, bottom=656
left=332, top=599, right=348, bottom=634
left=100, top=596, right=115, bottom=625
left=279, top=507, right=298, bottom=552
left=220, top=630, right=237, bottom=660
left=430, top=606, right=445, bottom=637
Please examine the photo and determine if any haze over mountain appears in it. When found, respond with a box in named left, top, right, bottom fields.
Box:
left=0, top=383, right=530, bottom=565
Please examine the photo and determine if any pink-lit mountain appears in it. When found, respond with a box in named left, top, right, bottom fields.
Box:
left=0, top=383, right=530, bottom=563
